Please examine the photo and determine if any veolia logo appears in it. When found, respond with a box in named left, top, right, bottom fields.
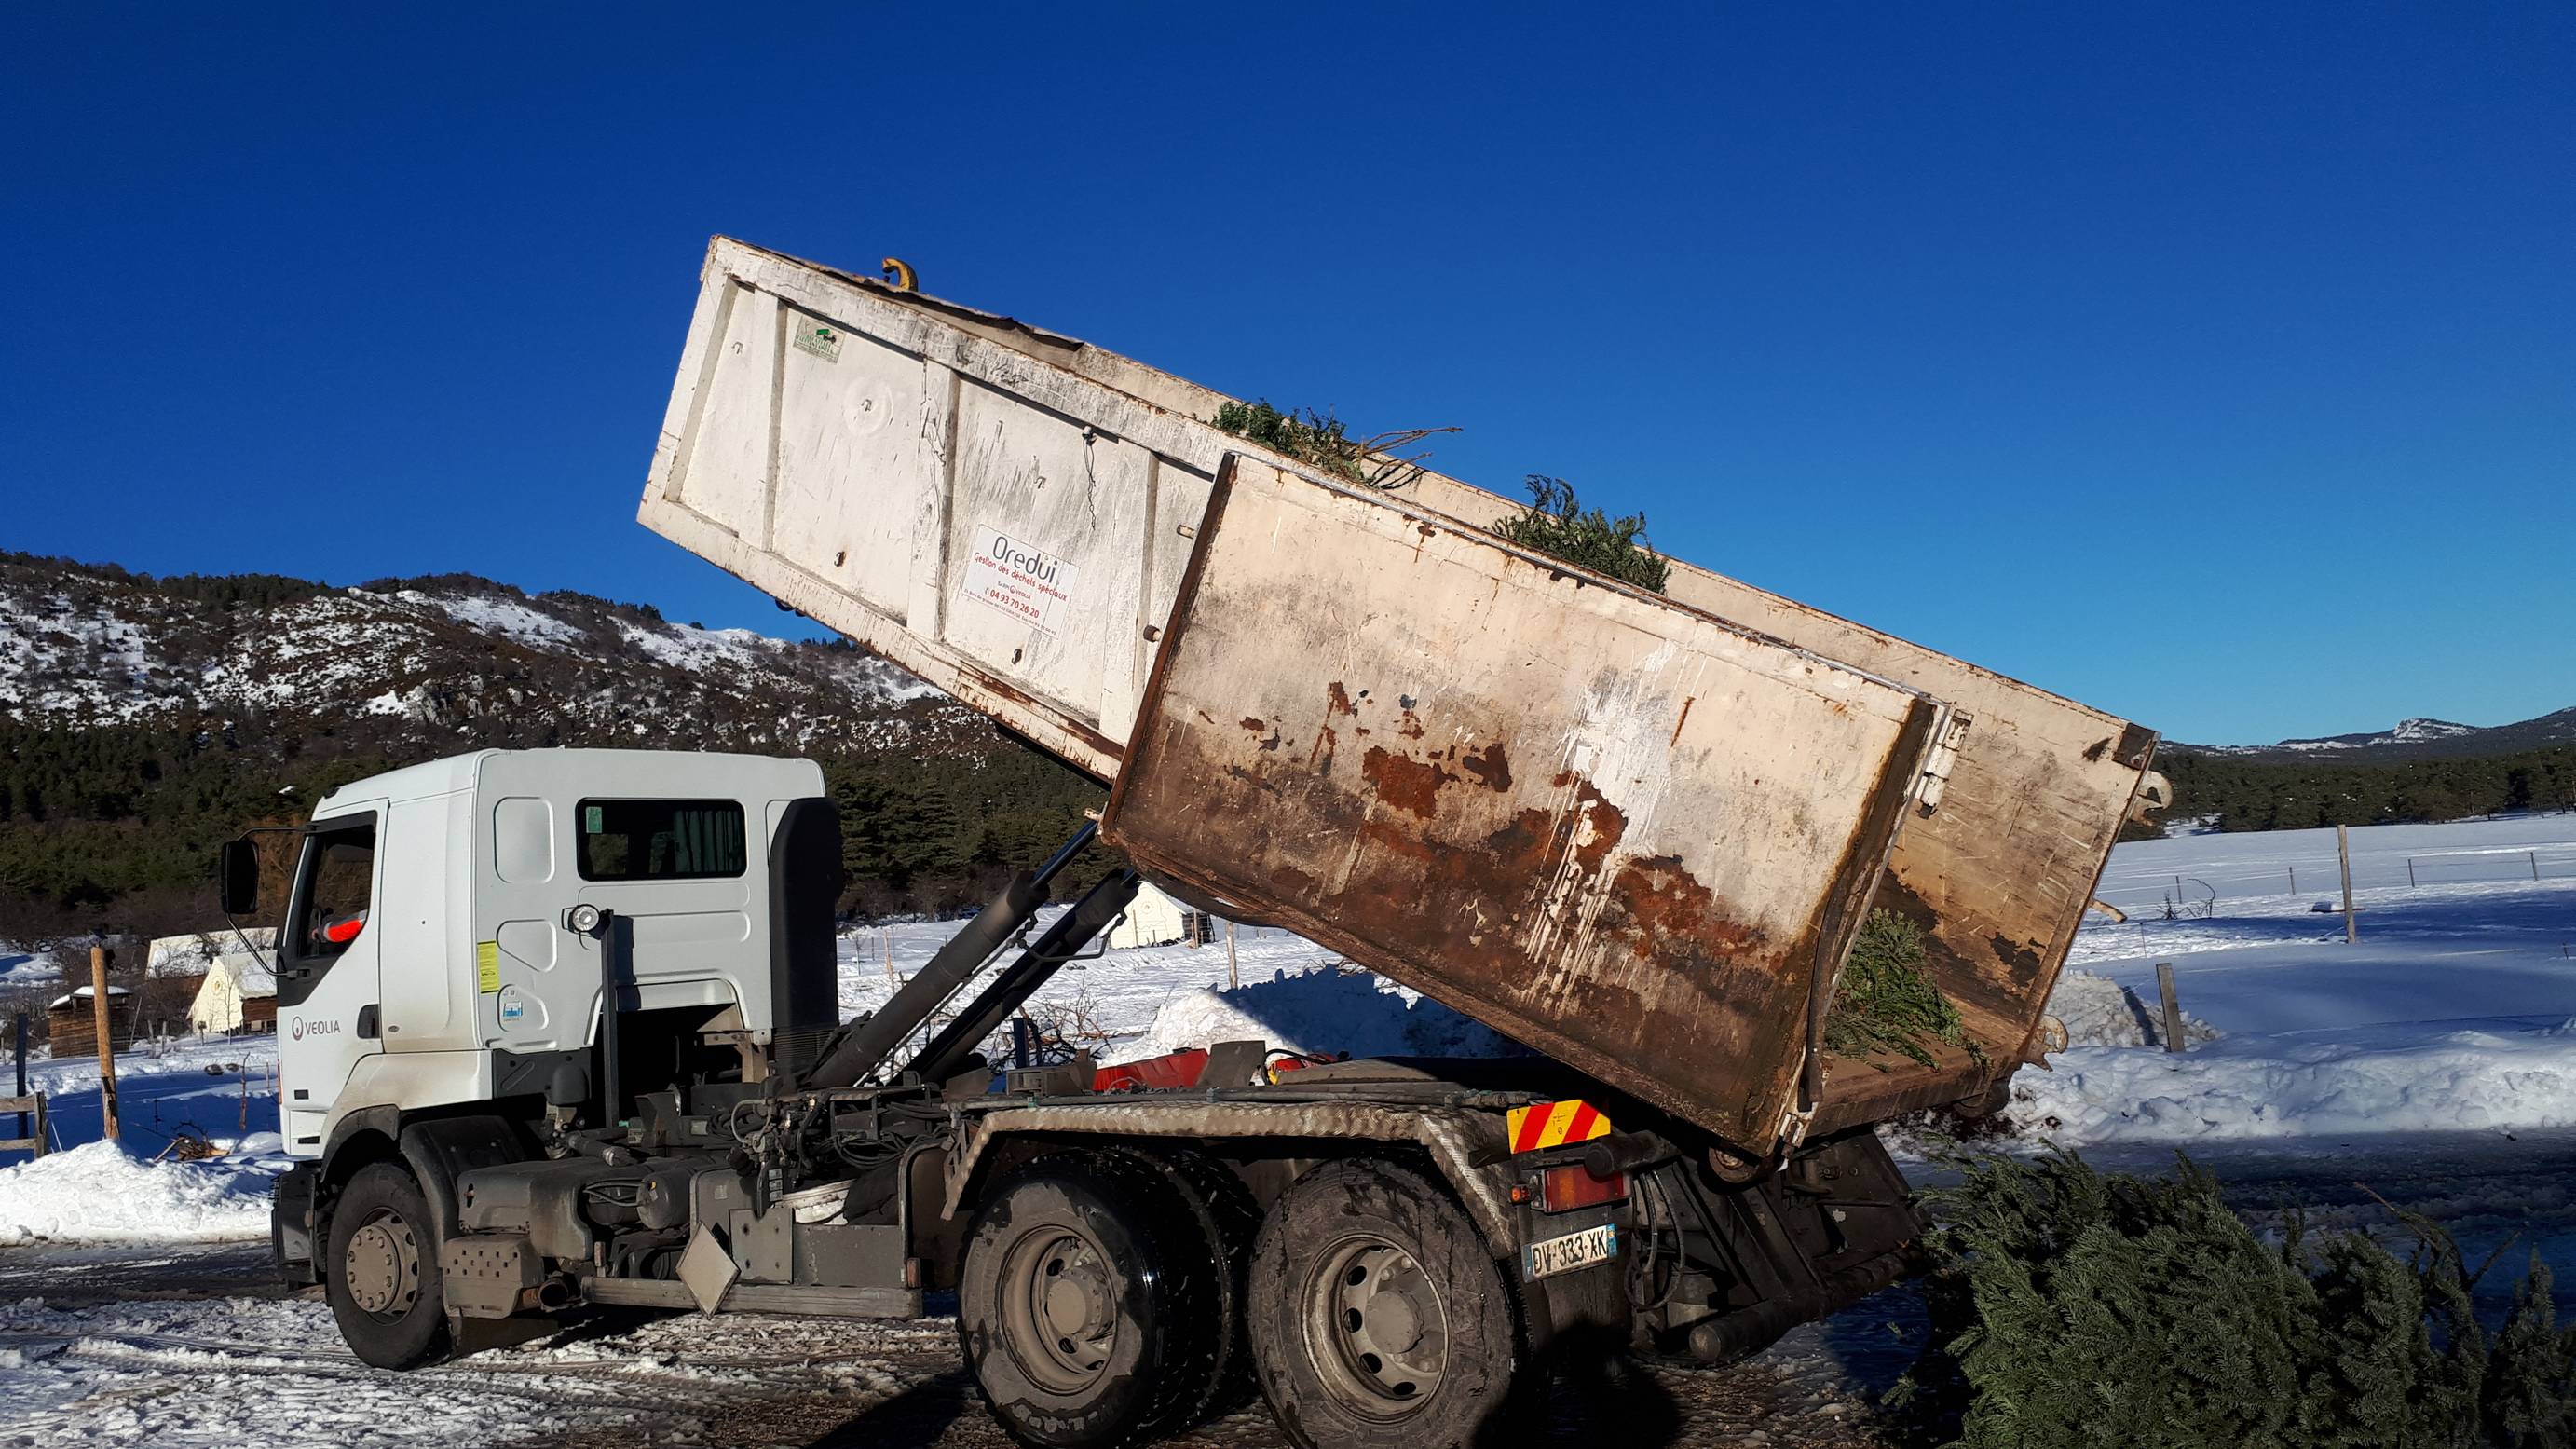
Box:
left=289, top=1017, right=343, bottom=1043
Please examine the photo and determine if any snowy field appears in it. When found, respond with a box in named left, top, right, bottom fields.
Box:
left=2, top=813, right=2569, bottom=1443
left=2024, top=817, right=2576, bottom=1148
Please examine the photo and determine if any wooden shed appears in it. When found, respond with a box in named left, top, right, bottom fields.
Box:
left=47, top=985, right=134, bottom=1058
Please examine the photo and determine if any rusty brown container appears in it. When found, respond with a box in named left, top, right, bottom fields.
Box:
left=1098, top=458, right=1949, bottom=1150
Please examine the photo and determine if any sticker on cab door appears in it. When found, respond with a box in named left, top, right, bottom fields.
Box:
left=961, top=524, right=1079, bottom=636
left=476, top=940, right=501, bottom=993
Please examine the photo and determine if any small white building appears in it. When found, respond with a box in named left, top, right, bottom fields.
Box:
left=187, top=952, right=279, bottom=1033
left=1107, top=882, right=1196, bottom=950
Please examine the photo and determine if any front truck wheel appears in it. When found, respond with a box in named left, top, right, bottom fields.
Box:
left=324, top=1162, right=451, bottom=1369
left=1248, top=1159, right=1526, bottom=1449
left=958, top=1151, right=1226, bottom=1449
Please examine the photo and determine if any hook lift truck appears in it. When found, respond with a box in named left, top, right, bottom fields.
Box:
left=234, top=239, right=2160, bottom=1449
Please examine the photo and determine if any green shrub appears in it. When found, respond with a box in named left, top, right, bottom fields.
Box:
left=1895, top=1148, right=2576, bottom=1448
left=1212, top=399, right=1368, bottom=483
left=1489, top=476, right=1671, bottom=593
left=1825, top=908, right=1979, bottom=1067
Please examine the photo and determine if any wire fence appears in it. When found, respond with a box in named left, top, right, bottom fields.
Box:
left=2095, top=841, right=2576, bottom=916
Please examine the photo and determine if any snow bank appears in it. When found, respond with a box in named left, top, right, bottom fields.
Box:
left=2047, top=968, right=2220, bottom=1048
left=0, top=1140, right=279, bottom=1245
left=1124, top=966, right=1526, bottom=1062
left=2010, top=1016, right=2576, bottom=1146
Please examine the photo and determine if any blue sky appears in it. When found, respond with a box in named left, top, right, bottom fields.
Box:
left=3, top=6, right=2568, bottom=745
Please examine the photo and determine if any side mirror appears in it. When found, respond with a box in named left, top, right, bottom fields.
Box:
left=218, top=838, right=260, bottom=918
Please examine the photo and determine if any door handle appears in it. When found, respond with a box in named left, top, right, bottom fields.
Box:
left=355, top=1005, right=380, bottom=1040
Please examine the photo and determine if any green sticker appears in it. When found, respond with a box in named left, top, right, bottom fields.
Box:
left=584, top=805, right=603, bottom=833
left=792, top=321, right=842, bottom=362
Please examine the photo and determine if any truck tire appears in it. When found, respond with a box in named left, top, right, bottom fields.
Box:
left=324, top=1162, right=451, bottom=1370
left=958, top=1151, right=1224, bottom=1449
left=1247, top=1159, right=1526, bottom=1449
left=1122, top=1148, right=1260, bottom=1419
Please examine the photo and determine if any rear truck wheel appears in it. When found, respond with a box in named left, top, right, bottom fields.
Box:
left=324, top=1162, right=451, bottom=1370
left=1247, top=1159, right=1526, bottom=1449
left=1124, top=1148, right=1260, bottom=1419
left=959, top=1151, right=1225, bottom=1449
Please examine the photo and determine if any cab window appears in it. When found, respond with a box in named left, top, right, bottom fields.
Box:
left=577, top=800, right=746, bottom=882
left=279, top=813, right=375, bottom=1006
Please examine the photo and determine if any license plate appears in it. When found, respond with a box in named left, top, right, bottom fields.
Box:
left=1524, top=1223, right=1619, bottom=1280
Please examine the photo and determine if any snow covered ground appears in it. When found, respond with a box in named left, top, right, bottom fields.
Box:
left=0, top=1140, right=284, bottom=1247
left=2017, top=822, right=2576, bottom=1150
left=0, top=1288, right=947, bottom=1449
left=0, top=1034, right=283, bottom=1254
left=2095, top=812, right=2576, bottom=914
left=13, top=1032, right=281, bottom=1160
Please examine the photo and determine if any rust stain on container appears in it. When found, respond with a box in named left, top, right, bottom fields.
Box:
left=1603, top=854, right=1768, bottom=964
left=1361, top=746, right=1456, bottom=820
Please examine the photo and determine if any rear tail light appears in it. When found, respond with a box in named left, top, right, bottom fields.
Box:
left=1538, top=1163, right=1628, bottom=1213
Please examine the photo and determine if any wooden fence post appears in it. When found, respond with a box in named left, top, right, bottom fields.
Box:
left=2156, top=963, right=2187, bottom=1053
left=0, top=1093, right=44, bottom=1159
left=2337, top=825, right=2358, bottom=944
left=90, top=939, right=119, bottom=1142
left=1226, top=920, right=1240, bottom=990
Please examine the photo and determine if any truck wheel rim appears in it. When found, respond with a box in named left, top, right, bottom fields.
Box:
left=1303, top=1236, right=1448, bottom=1418
left=345, top=1209, right=420, bottom=1319
left=998, top=1227, right=1116, bottom=1394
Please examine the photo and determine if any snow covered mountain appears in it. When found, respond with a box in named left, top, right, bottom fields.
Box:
left=0, top=553, right=986, bottom=760
left=0, top=554, right=1115, bottom=939
left=2174, top=707, right=2576, bottom=764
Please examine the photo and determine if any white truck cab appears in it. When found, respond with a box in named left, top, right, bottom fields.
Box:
left=252, top=747, right=837, bottom=1159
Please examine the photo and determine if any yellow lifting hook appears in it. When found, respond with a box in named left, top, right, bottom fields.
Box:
left=880, top=256, right=918, bottom=293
